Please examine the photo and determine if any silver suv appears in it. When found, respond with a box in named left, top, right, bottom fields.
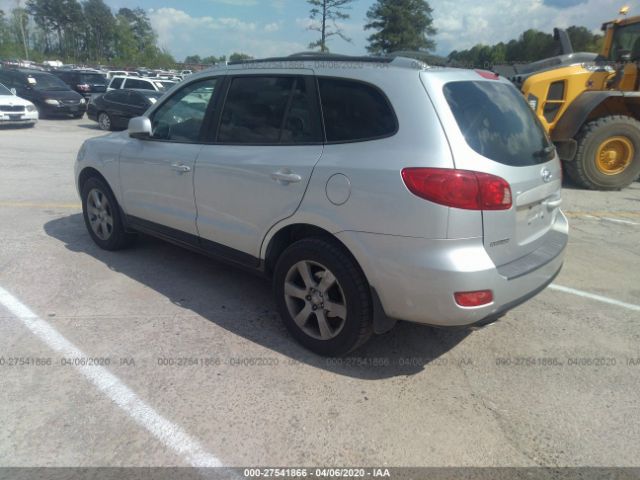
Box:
left=75, top=56, right=568, bottom=356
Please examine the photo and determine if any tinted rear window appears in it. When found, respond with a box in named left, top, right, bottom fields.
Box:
left=79, top=73, right=106, bottom=84
left=318, top=78, right=397, bottom=143
left=105, top=91, right=129, bottom=103
left=443, top=81, right=552, bottom=166
left=126, top=78, right=153, bottom=90
left=110, top=77, right=124, bottom=89
left=218, top=76, right=321, bottom=144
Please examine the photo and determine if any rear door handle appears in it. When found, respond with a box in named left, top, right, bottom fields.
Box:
left=171, top=163, right=191, bottom=174
left=271, top=170, right=302, bottom=185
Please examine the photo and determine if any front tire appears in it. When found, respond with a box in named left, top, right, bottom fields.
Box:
left=81, top=176, right=135, bottom=250
left=566, top=115, right=640, bottom=190
left=273, top=238, right=373, bottom=356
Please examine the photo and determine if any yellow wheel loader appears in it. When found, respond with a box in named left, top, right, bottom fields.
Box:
left=521, top=8, right=640, bottom=190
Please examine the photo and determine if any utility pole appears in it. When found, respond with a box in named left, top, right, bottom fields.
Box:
left=15, top=0, right=29, bottom=60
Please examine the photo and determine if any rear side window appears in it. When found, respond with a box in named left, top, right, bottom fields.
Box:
left=443, top=81, right=552, bottom=166
left=218, top=76, right=321, bottom=144
left=105, top=91, right=129, bottom=103
left=125, top=78, right=153, bottom=90
left=110, top=77, right=124, bottom=89
left=129, top=92, right=148, bottom=107
left=318, top=78, right=397, bottom=143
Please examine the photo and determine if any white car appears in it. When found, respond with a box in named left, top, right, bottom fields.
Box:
left=107, top=76, right=176, bottom=92
left=0, top=82, right=38, bottom=127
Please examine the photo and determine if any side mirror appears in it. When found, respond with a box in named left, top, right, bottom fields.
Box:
left=128, top=116, right=152, bottom=139
left=10, top=88, right=17, bottom=95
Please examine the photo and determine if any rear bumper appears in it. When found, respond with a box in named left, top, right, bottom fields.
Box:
left=336, top=211, right=568, bottom=327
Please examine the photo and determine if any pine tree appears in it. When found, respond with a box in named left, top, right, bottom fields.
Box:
left=307, top=0, right=354, bottom=52
left=365, top=0, right=436, bottom=55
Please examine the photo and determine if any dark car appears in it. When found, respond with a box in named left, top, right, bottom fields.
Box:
left=0, top=68, right=86, bottom=118
left=52, top=69, right=107, bottom=99
left=87, top=89, right=164, bottom=130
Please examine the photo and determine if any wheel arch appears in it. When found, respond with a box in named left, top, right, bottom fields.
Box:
left=264, top=223, right=350, bottom=277
left=552, top=91, right=640, bottom=144
left=78, top=166, right=110, bottom=194
left=264, top=222, right=396, bottom=335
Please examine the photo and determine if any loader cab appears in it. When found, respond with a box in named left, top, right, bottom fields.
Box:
left=602, top=17, right=640, bottom=62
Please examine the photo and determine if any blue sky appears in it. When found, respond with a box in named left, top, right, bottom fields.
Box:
left=1, top=0, right=634, bottom=61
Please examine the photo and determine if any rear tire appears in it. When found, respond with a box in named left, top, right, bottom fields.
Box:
left=97, top=112, right=112, bottom=130
left=81, top=176, right=135, bottom=250
left=273, top=238, right=373, bottom=356
left=566, top=115, right=640, bottom=190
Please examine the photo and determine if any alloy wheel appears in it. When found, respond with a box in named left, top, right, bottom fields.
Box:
left=86, top=188, right=114, bottom=240
left=283, top=260, right=347, bottom=341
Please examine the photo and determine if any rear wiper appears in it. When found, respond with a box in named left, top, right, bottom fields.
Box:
left=533, top=145, right=556, bottom=158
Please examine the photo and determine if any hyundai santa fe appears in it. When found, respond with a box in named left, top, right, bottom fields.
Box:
left=74, top=55, right=568, bottom=356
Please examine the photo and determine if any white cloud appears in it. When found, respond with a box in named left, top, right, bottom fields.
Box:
left=433, top=0, right=625, bottom=54
left=148, top=7, right=305, bottom=60
left=208, top=0, right=258, bottom=6
left=264, top=21, right=281, bottom=33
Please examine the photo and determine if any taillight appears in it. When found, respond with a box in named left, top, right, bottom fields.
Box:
left=77, top=84, right=90, bottom=92
left=401, top=168, right=512, bottom=210
left=454, top=290, right=494, bottom=307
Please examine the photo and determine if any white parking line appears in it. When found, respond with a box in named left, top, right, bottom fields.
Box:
left=549, top=284, right=640, bottom=312
left=601, top=217, right=639, bottom=226
left=0, top=286, right=223, bottom=468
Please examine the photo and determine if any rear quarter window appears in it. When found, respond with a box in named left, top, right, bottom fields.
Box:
left=318, top=78, right=397, bottom=143
left=443, top=81, right=552, bottom=167
left=125, top=78, right=153, bottom=90
left=110, top=77, right=124, bottom=89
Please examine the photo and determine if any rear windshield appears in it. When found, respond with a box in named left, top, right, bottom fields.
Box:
left=79, top=73, right=106, bottom=85
left=443, top=81, right=552, bottom=167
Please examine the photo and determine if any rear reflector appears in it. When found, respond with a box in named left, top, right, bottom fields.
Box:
left=455, top=290, right=494, bottom=307
left=401, top=168, right=512, bottom=210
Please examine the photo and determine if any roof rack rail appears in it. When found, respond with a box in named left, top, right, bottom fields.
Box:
left=385, top=50, right=449, bottom=67
left=288, top=51, right=349, bottom=58
left=227, top=54, right=394, bottom=66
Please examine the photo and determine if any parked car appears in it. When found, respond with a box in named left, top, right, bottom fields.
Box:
left=107, top=76, right=176, bottom=92
left=75, top=55, right=568, bottom=356
left=0, top=68, right=86, bottom=118
left=0, top=82, right=38, bottom=127
left=106, top=71, right=130, bottom=79
left=87, top=89, right=164, bottom=131
left=52, top=69, right=107, bottom=99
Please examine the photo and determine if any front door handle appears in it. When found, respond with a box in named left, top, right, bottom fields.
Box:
left=171, top=163, right=191, bottom=174
left=271, top=170, right=302, bottom=185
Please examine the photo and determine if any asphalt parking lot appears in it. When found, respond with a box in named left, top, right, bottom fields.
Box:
left=0, top=118, right=639, bottom=470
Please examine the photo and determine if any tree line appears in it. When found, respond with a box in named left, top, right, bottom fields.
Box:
left=0, top=0, right=174, bottom=67
left=1, top=0, right=605, bottom=70
left=448, top=26, right=604, bottom=67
